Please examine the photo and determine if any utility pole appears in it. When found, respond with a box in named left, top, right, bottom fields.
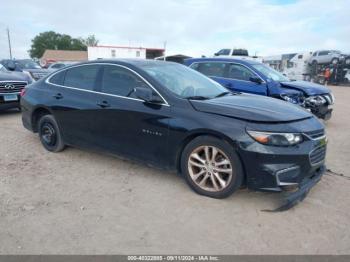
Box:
left=7, top=27, right=13, bottom=59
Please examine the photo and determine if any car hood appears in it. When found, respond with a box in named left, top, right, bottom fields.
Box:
left=190, top=94, right=312, bottom=123
left=0, top=71, right=29, bottom=82
left=279, top=81, right=330, bottom=96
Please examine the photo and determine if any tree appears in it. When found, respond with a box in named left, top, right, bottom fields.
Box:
left=29, top=31, right=87, bottom=58
left=83, top=35, right=99, bottom=47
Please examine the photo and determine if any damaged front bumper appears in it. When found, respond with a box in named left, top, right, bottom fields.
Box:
left=268, top=165, right=325, bottom=212
left=304, top=94, right=334, bottom=120
left=239, top=121, right=327, bottom=211
left=309, top=105, right=333, bottom=120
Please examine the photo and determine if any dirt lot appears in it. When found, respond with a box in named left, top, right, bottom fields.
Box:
left=0, top=85, right=349, bottom=255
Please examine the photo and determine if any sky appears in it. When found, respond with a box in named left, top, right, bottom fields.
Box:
left=0, top=0, right=349, bottom=59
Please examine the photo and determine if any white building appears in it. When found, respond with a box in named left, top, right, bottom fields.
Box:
left=88, top=45, right=164, bottom=60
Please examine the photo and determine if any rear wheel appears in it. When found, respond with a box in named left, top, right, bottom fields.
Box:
left=181, top=136, right=243, bottom=199
left=38, top=115, right=65, bottom=152
left=331, top=58, right=339, bottom=64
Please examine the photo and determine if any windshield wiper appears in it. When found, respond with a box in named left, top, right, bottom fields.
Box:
left=185, top=96, right=210, bottom=100
left=214, top=91, right=231, bottom=98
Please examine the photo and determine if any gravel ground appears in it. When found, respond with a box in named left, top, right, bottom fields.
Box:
left=0, top=85, right=349, bottom=254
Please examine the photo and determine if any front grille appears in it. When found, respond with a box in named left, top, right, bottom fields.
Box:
left=309, top=145, right=326, bottom=165
left=0, top=81, right=27, bottom=93
left=305, top=129, right=325, bottom=139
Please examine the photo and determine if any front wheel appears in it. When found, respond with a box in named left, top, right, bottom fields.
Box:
left=38, top=114, right=65, bottom=152
left=181, top=136, right=244, bottom=199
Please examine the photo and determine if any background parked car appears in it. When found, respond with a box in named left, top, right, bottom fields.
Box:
left=185, top=57, right=334, bottom=120
left=308, top=50, right=348, bottom=65
left=0, top=64, right=31, bottom=111
left=1, top=59, right=49, bottom=81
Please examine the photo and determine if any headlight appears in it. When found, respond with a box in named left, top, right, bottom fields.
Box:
left=23, top=70, right=35, bottom=83
left=330, top=93, right=335, bottom=104
left=247, top=131, right=303, bottom=146
left=281, top=94, right=302, bottom=104
left=305, top=95, right=327, bottom=106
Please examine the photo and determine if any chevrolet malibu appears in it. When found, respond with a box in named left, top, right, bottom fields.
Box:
left=21, top=60, right=327, bottom=207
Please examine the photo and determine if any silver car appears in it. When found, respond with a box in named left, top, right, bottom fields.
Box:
left=309, top=50, right=344, bottom=65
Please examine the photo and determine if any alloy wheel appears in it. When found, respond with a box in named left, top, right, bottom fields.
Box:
left=187, top=146, right=233, bottom=192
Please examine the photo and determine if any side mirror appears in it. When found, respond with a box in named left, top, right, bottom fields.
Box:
left=7, top=61, right=16, bottom=71
left=134, top=87, right=163, bottom=104
left=214, top=53, right=219, bottom=56
left=249, top=76, right=262, bottom=84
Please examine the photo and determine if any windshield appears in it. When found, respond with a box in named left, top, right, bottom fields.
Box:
left=140, top=63, right=229, bottom=99
left=253, top=64, right=290, bottom=82
left=16, top=60, right=41, bottom=69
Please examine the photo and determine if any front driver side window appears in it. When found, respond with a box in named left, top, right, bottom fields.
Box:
left=226, top=64, right=255, bottom=81
left=101, top=65, right=150, bottom=97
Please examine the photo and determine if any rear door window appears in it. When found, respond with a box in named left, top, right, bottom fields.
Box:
left=191, top=62, right=226, bottom=78
left=49, top=70, right=66, bottom=85
left=101, top=65, right=149, bottom=97
left=64, top=65, right=100, bottom=90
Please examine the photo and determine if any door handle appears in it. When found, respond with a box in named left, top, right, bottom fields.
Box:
left=53, top=93, right=63, bottom=99
left=97, top=101, right=110, bottom=108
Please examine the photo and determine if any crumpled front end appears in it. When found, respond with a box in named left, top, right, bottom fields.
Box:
left=277, top=81, right=335, bottom=120
left=303, top=93, right=334, bottom=120
left=237, top=117, right=327, bottom=210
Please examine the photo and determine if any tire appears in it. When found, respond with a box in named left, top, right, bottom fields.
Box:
left=331, top=58, right=339, bottom=64
left=38, top=114, right=65, bottom=152
left=311, top=60, right=318, bottom=74
left=180, top=136, right=244, bottom=199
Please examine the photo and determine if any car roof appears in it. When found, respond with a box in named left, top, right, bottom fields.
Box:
left=79, top=59, right=177, bottom=67
left=184, top=57, right=260, bottom=66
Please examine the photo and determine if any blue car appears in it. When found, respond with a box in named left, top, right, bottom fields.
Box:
left=184, top=58, right=334, bottom=120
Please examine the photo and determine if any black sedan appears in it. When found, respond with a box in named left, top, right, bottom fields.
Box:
left=20, top=60, right=327, bottom=207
